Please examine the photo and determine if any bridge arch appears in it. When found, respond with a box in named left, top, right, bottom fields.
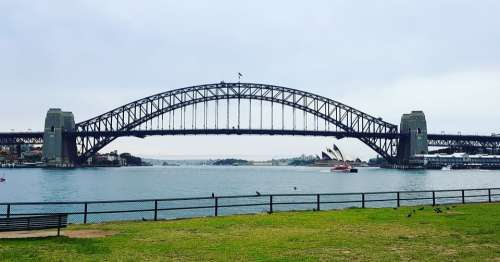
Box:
left=74, top=83, right=399, bottom=164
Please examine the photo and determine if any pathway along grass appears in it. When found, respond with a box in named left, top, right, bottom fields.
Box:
left=0, top=203, right=499, bottom=261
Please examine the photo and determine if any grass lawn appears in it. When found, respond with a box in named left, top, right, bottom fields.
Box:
left=0, top=203, right=499, bottom=261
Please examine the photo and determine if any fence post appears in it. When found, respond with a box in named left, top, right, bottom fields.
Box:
left=83, top=203, right=88, bottom=224
left=361, top=193, right=365, bottom=208
left=57, top=215, right=62, bottom=236
left=432, top=191, right=436, bottom=206
left=154, top=200, right=158, bottom=221
left=488, top=189, right=491, bottom=203
left=214, top=197, right=218, bottom=217
left=6, top=204, right=10, bottom=218
left=396, top=192, right=400, bottom=207
left=316, top=194, right=320, bottom=211
left=269, top=195, right=273, bottom=213
left=462, top=190, right=465, bottom=204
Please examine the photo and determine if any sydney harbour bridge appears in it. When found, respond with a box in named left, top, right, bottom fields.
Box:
left=1, top=82, right=499, bottom=165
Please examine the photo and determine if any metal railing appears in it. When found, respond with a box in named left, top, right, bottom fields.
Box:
left=0, top=188, right=499, bottom=224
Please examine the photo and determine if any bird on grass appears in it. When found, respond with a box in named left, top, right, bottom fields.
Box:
left=407, top=213, right=412, bottom=218
left=256, top=191, right=261, bottom=196
left=433, top=208, right=442, bottom=213
left=393, top=207, right=398, bottom=210
left=418, top=207, right=425, bottom=211
left=446, top=206, right=450, bottom=210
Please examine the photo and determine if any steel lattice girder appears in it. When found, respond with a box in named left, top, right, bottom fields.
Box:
left=74, top=83, right=399, bottom=163
left=428, top=134, right=500, bottom=150
left=4, top=82, right=500, bottom=165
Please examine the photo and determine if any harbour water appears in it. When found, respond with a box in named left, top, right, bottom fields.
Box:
left=1, top=166, right=499, bottom=223
left=1, top=166, right=499, bottom=202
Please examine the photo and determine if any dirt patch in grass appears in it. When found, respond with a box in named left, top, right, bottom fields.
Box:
left=443, top=211, right=465, bottom=215
left=0, top=229, right=116, bottom=239
left=64, top=230, right=116, bottom=238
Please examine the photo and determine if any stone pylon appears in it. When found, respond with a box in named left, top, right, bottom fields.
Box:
left=397, top=111, right=428, bottom=165
left=42, top=109, right=77, bottom=166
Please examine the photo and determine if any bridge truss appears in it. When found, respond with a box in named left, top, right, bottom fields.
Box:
left=2, top=83, right=500, bottom=164
left=428, top=134, right=500, bottom=154
left=73, top=83, right=400, bottom=164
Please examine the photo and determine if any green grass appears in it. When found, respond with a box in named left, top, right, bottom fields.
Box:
left=1, top=203, right=499, bottom=261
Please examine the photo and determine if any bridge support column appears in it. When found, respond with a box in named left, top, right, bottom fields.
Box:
left=397, top=111, right=428, bottom=165
left=42, top=109, right=78, bottom=166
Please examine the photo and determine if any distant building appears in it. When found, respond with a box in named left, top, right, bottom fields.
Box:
left=21, top=150, right=43, bottom=162
left=410, top=153, right=500, bottom=169
left=89, top=150, right=126, bottom=166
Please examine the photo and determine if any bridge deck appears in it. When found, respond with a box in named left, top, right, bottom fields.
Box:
left=1, top=131, right=499, bottom=142
left=1, top=131, right=499, bottom=150
left=65, top=129, right=402, bottom=139
left=0, top=132, right=44, bottom=145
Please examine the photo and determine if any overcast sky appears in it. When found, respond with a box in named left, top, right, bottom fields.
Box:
left=1, top=1, right=499, bottom=160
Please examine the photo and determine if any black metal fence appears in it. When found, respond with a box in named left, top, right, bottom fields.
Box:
left=0, top=188, right=499, bottom=224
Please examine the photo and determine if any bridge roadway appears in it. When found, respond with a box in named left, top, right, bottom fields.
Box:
left=1, top=130, right=500, bottom=151
left=67, top=129, right=402, bottom=139
left=0, top=132, right=44, bottom=145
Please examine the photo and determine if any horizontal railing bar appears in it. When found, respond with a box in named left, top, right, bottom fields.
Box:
left=273, top=201, right=317, bottom=206
left=157, top=206, right=214, bottom=211
left=433, top=196, right=465, bottom=200
left=1, top=199, right=498, bottom=220
left=463, top=194, right=490, bottom=198
left=362, top=188, right=497, bottom=195
left=217, top=203, right=269, bottom=208
left=364, top=199, right=397, bottom=203
left=2, top=188, right=499, bottom=206
left=399, top=197, right=434, bottom=201
left=0, top=197, right=214, bottom=205
left=319, top=200, right=362, bottom=204
left=3, top=209, right=152, bottom=217
left=0, top=214, right=67, bottom=219
left=0, top=213, right=80, bottom=217
left=314, top=192, right=365, bottom=197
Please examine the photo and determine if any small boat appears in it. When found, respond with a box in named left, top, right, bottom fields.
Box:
left=330, top=163, right=353, bottom=173
left=441, top=165, right=452, bottom=171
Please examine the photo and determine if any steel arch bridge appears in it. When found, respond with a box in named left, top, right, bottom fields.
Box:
left=72, top=82, right=399, bottom=164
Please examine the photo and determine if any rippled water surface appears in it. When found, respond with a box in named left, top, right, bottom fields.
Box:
left=1, top=166, right=499, bottom=202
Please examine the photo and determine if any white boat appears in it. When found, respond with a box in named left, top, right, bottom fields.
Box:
left=441, top=165, right=452, bottom=171
left=330, top=163, right=358, bottom=173
left=330, top=163, right=352, bottom=172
